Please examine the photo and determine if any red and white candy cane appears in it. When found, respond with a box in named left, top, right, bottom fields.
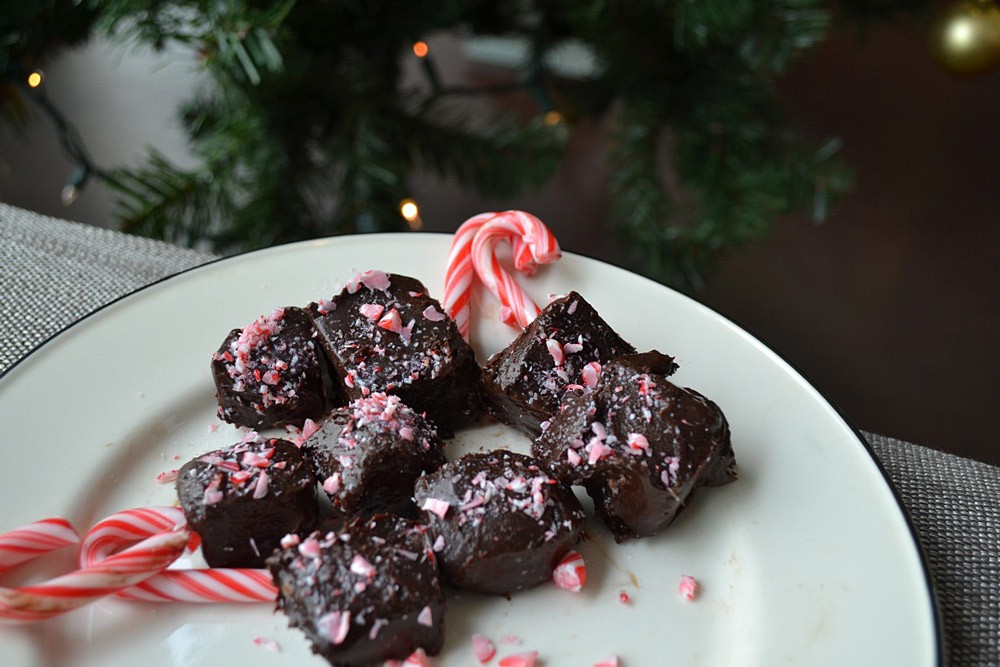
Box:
left=0, top=519, right=187, bottom=623
left=444, top=212, right=524, bottom=339
left=81, top=506, right=276, bottom=603
left=444, top=211, right=558, bottom=338
left=0, top=517, right=78, bottom=575
left=470, top=211, right=561, bottom=330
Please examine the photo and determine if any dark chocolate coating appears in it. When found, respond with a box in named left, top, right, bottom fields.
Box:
left=532, top=351, right=737, bottom=542
left=307, top=272, right=483, bottom=434
left=267, top=515, right=445, bottom=667
left=304, top=393, right=447, bottom=521
left=413, top=450, right=586, bottom=595
left=176, top=437, right=319, bottom=567
left=211, top=306, right=327, bottom=429
left=482, top=292, right=635, bottom=438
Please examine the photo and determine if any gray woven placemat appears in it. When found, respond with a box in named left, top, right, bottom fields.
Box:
left=0, top=202, right=215, bottom=372
left=868, top=434, right=1000, bottom=667
left=2, top=202, right=997, bottom=665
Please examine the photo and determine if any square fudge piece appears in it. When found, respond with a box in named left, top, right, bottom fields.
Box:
left=304, top=393, right=447, bottom=521
left=482, top=291, right=635, bottom=438
left=532, top=351, right=737, bottom=542
left=211, top=306, right=329, bottom=429
left=413, top=450, right=585, bottom=595
left=176, top=435, right=320, bottom=567
left=267, top=514, right=445, bottom=667
left=307, top=271, right=483, bottom=434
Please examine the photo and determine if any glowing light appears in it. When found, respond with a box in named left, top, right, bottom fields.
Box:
left=400, top=199, right=419, bottom=221
left=544, top=110, right=564, bottom=126
left=399, top=198, right=422, bottom=229
left=412, top=41, right=429, bottom=58
left=27, top=71, right=43, bottom=88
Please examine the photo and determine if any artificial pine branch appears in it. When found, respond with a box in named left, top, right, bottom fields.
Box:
left=4, top=0, right=901, bottom=288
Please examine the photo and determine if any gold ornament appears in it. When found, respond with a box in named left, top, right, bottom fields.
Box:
left=931, top=0, right=1000, bottom=76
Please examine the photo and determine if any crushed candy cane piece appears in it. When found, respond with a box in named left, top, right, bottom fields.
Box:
left=360, top=303, right=386, bottom=321
left=498, top=651, right=538, bottom=667
left=300, top=418, right=320, bottom=441
left=317, top=610, right=351, bottom=644
left=552, top=549, right=586, bottom=592
left=378, top=308, right=404, bottom=334
left=253, top=637, right=281, bottom=653
left=350, top=554, right=377, bottom=578
left=678, top=574, right=699, bottom=601
left=403, top=648, right=432, bottom=667
left=472, top=634, right=497, bottom=664
left=422, top=305, right=446, bottom=321
left=546, top=339, right=565, bottom=366
left=593, top=655, right=618, bottom=667
left=156, top=469, right=178, bottom=484
left=421, top=498, right=450, bottom=519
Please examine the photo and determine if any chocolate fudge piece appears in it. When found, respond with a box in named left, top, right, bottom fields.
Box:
left=482, top=291, right=635, bottom=438
left=211, top=306, right=327, bottom=429
left=307, top=271, right=483, bottom=434
left=176, top=436, right=320, bottom=567
left=532, top=351, right=737, bottom=542
left=413, top=450, right=585, bottom=595
left=267, top=515, right=445, bottom=667
left=304, top=393, right=447, bottom=521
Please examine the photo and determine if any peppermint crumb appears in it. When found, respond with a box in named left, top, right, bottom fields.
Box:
left=678, top=574, right=699, bottom=601
left=252, top=637, right=281, bottom=653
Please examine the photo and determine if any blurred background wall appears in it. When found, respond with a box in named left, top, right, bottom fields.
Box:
left=1, top=10, right=997, bottom=464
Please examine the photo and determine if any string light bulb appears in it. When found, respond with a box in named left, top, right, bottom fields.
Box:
left=412, top=41, right=429, bottom=58
left=399, top=198, right=422, bottom=229
left=543, top=110, right=565, bottom=126
left=61, top=165, right=89, bottom=206
left=26, top=70, right=43, bottom=88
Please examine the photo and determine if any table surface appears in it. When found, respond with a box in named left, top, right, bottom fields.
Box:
left=1, top=202, right=997, bottom=666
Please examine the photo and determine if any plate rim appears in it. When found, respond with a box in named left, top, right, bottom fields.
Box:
left=0, top=231, right=943, bottom=664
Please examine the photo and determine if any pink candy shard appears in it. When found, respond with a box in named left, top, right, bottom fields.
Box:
left=421, top=497, right=450, bottom=519
left=253, top=637, right=281, bottom=653
left=472, top=634, right=497, bottom=664
left=498, top=651, right=538, bottom=667
left=360, top=270, right=391, bottom=292
left=360, top=303, right=386, bottom=321
left=627, top=433, right=649, bottom=451
left=378, top=308, right=404, bottom=334
left=593, top=655, right=619, bottom=667
left=582, top=362, right=602, bottom=389
left=546, top=339, right=565, bottom=366
left=402, top=648, right=432, bottom=667
left=422, top=305, right=446, bottom=322
left=552, top=549, right=586, bottom=592
left=317, top=610, right=352, bottom=645
left=678, top=574, right=699, bottom=601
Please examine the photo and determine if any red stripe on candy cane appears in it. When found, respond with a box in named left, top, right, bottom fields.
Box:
left=0, top=517, right=78, bottom=574
left=471, top=211, right=561, bottom=330
left=80, top=506, right=276, bottom=603
left=0, top=526, right=187, bottom=623
left=444, top=211, right=558, bottom=339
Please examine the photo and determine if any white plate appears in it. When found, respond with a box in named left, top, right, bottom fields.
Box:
left=0, top=234, right=939, bottom=666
